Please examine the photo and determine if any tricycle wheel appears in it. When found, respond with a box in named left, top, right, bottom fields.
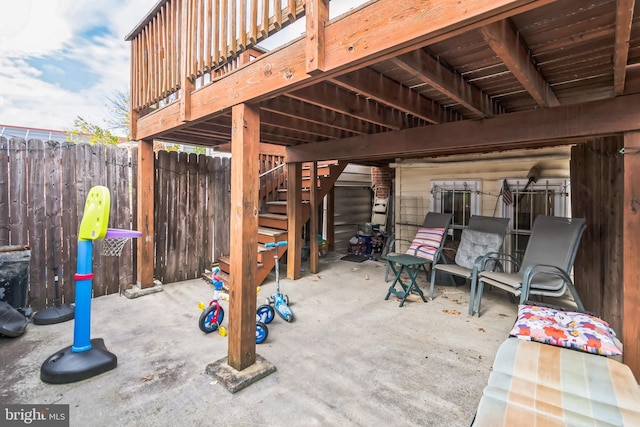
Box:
left=255, top=322, right=268, bottom=344
left=199, top=305, right=224, bottom=333
left=257, top=304, right=275, bottom=324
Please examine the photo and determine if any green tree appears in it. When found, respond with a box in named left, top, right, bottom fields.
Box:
left=67, top=116, right=120, bottom=145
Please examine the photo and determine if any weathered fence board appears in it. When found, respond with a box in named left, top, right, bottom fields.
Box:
left=27, top=139, right=46, bottom=309
left=0, top=137, right=230, bottom=311
left=0, top=138, right=8, bottom=245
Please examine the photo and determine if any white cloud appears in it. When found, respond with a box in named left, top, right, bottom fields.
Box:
left=0, top=0, right=158, bottom=135
left=0, top=0, right=368, bottom=136
left=0, top=1, right=72, bottom=56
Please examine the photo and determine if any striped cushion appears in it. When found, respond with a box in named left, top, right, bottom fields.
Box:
left=406, top=227, right=445, bottom=261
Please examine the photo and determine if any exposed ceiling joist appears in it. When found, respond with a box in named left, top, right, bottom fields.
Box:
left=261, top=110, right=355, bottom=140
left=390, top=48, right=496, bottom=117
left=260, top=97, right=371, bottom=134
left=614, top=0, right=636, bottom=95
left=330, top=67, right=448, bottom=124
left=288, top=82, right=410, bottom=130
left=479, top=19, right=560, bottom=107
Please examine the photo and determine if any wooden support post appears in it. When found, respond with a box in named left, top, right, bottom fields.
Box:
left=287, top=162, right=302, bottom=279
left=309, top=162, right=319, bottom=273
left=228, top=103, right=260, bottom=371
left=623, top=130, right=640, bottom=382
left=136, top=139, right=155, bottom=289
left=305, top=0, right=329, bottom=75
left=327, top=186, right=335, bottom=251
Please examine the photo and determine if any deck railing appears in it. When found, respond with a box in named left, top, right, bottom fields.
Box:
left=258, top=153, right=286, bottom=210
left=127, top=0, right=306, bottom=113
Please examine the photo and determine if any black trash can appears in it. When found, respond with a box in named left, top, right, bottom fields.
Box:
left=0, top=245, right=31, bottom=310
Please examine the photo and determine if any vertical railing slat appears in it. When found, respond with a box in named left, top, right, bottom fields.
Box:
left=230, top=0, right=237, bottom=56
left=206, top=0, right=213, bottom=70
left=160, top=5, right=167, bottom=97
left=239, top=0, right=247, bottom=50
left=173, top=0, right=179, bottom=92
left=221, top=0, right=228, bottom=62
left=191, top=0, right=198, bottom=78
left=144, top=22, right=150, bottom=106
left=288, top=0, right=296, bottom=21
left=213, top=0, right=220, bottom=66
left=275, top=0, right=282, bottom=30
left=199, top=0, right=205, bottom=74
left=250, top=0, right=258, bottom=44
left=261, top=0, right=269, bottom=38
left=153, top=14, right=159, bottom=100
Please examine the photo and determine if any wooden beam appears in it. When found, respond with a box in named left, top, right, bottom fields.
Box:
left=135, top=0, right=558, bottom=139
left=309, top=161, right=319, bottom=273
left=285, top=93, right=640, bottom=162
left=390, top=49, right=496, bottom=117
left=136, top=139, right=155, bottom=289
left=479, top=19, right=559, bottom=107
left=330, top=67, right=449, bottom=124
left=614, top=0, right=635, bottom=95
left=261, top=97, right=372, bottom=135
left=261, top=110, right=354, bottom=139
left=228, top=103, right=260, bottom=371
left=623, top=130, right=640, bottom=382
left=286, top=162, right=302, bottom=280
left=288, top=83, right=407, bottom=130
left=305, top=0, right=329, bottom=75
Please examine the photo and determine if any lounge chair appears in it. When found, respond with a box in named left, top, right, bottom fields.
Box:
left=473, top=303, right=640, bottom=426
left=429, top=215, right=510, bottom=315
left=475, top=215, right=586, bottom=316
left=382, top=212, right=452, bottom=306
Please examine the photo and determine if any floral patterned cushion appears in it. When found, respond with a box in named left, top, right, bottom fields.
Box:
left=405, top=227, right=445, bottom=261
left=509, top=304, right=621, bottom=356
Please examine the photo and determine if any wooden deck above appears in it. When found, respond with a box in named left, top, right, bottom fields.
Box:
left=127, top=0, right=640, bottom=165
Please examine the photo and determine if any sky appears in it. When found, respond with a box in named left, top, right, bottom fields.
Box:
left=0, top=0, right=366, bottom=138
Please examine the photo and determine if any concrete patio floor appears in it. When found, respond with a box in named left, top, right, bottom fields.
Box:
left=1, top=253, right=521, bottom=426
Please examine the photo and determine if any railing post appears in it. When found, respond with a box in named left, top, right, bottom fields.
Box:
left=180, top=0, right=193, bottom=123
left=305, top=0, right=329, bottom=75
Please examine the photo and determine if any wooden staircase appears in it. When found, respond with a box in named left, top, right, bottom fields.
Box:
left=218, top=160, right=347, bottom=285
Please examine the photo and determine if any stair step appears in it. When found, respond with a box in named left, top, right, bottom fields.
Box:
left=277, top=188, right=310, bottom=201
left=259, top=213, right=288, bottom=230
left=217, top=255, right=264, bottom=275
left=266, top=200, right=309, bottom=214
left=201, top=269, right=231, bottom=288
left=266, top=200, right=287, bottom=214
left=258, top=227, right=287, bottom=244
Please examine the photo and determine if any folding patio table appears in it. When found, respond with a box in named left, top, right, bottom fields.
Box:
left=384, top=254, right=430, bottom=307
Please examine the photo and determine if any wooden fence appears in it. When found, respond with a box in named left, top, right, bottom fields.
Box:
left=0, top=137, right=231, bottom=311
left=154, top=150, right=230, bottom=284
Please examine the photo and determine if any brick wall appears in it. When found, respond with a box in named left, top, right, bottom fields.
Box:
left=371, top=166, right=393, bottom=199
